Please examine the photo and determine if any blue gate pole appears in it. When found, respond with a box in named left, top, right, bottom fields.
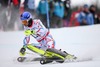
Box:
left=45, top=0, right=50, bottom=30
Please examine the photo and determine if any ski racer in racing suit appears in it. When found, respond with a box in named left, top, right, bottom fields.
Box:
left=19, top=11, right=55, bottom=55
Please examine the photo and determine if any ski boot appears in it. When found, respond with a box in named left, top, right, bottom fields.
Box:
left=63, top=51, right=77, bottom=61
left=42, top=48, right=67, bottom=64
left=58, top=49, right=77, bottom=61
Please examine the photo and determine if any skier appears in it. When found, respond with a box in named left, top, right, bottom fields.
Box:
left=19, top=11, right=55, bottom=55
left=18, top=12, right=77, bottom=64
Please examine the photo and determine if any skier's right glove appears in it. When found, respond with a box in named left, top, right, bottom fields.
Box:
left=20, top=47, right=26, bottom=56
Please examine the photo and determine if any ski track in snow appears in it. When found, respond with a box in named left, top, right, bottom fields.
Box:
left=0, top=25, right=100, bottom=67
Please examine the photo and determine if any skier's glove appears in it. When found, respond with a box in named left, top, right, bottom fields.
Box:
left=24, top=30, right=36, bottom=36
left=20, top=47, right=26, bottom=56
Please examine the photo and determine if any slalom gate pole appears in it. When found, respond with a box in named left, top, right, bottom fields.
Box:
left=46, top=0, right=50, bottom=31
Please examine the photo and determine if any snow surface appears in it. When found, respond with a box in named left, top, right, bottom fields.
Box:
left=0, top=25, right=100, bottom=67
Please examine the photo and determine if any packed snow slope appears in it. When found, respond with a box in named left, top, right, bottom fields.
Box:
left=0, top=24, right=100, bottom=67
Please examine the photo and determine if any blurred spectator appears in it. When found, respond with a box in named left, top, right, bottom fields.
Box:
left=0, top=0, right=9, bottom=7
left=27, top=0, right=35, bottom=10
left=63, top=0, right=71, bottom=27
left=0, top=0, right=9, bottom=31
left=12, top=0, right=19, bottom=6
left=69, top=6, right=83, bottom=27
left=96, top=13, right=100, bottom=24
left=51, top=0, right=64, bottom=28
left=48, top=0, right=54, bottom=17
left=7, top=0, right=20, bottom=31
left=63, top=0, right=70, bottom=13
left=19, top=0, right=25, bottom=14
left=37, top=0, right=50, bottom=28
left=25, top=0, right=37, bottom=19
left=77, top=4, right=94, bottom=25
left=89, top=4, right=97, bottom=24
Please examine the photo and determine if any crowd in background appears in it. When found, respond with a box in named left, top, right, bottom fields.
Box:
left=0, top=0, right=100, bottom=31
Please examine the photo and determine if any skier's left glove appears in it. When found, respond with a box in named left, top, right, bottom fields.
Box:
left=24, top=30, right=36, bottom=36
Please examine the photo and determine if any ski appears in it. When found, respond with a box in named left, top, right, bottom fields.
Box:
left=17, top=56, right=92, bottom=64
left=17, top=52, right=77, bottom=64
left=17, top=44, right=92, bottom=64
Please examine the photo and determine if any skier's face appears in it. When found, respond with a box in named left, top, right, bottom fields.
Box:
left=22, top=20, right=28, bottom=26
